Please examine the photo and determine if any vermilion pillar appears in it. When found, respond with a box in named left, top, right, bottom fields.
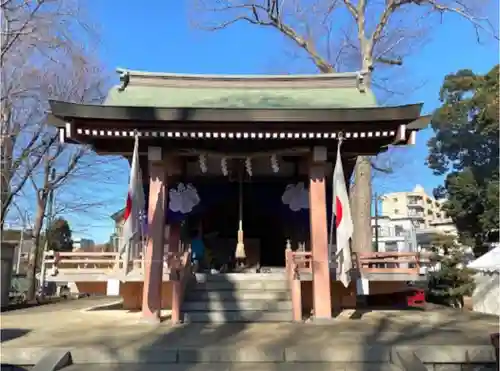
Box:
left=142, top=146, right=166, bottom=322
left=309, top=147, right=332, bottom=319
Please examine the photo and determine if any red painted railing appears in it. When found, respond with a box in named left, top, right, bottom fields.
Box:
left=43, top=249, right=190, bottom=279
left=284, top=250, right=424, bottom=279
left=285, top=250, right=313, bottom=321
left=355, top=252, right=423, bottom=275
left=43, top=251, right=120, bottom=275
left=169, top=249, right=192, bottom=324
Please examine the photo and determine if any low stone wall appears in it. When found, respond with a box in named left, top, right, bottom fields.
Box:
left=1, top=345, right=496, bottom=369
left=73, top=281, right=174, bottom=310
left=120, top=281, right=173, bottom=310
left=424, top=364, right=495, bottom=370
left=301, top=280, right=410, bottom=314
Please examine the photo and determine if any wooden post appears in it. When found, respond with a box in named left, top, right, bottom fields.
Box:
left=171, top=256, right=182, bottom=324
left=309, top=147, right=332, bottom=319
left=291, top=277, right=302, bottom=322
left=285, top=239, right=292, bottom=278
left=141, top=147, right=166, bottom=323
left=285, top=240, right=302, bottom=321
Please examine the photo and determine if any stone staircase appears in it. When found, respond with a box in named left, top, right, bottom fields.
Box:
left=182, top=273, right=293, bottom=323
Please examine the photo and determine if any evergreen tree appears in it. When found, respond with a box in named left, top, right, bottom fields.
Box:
left=46, top=218, right=73, bottom=252
left=427, top=65, right=499, bottom=255
left=427, top=234, right=475, bottom=308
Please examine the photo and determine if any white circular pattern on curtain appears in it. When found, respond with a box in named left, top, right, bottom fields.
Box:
left=168, top=183, right=200, bottom=214
left=281, top=182, right=309, bottom=211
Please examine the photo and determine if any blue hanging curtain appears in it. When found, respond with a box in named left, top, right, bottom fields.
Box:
left=142, top=180, right=334, bottom=232
left=167, top=182, right=235, bottom=223
left=143, top=182, right=235, bottom=224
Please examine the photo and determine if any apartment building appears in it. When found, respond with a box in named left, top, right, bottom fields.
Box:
left=380, top=185, right=453, bottom=230
left=109, top=208, right=126, bottom=251
left=72, top=238, right=95, bottom=251
left=371, top=216, right=418, bottom=253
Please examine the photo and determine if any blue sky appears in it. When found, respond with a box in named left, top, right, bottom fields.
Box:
left=62, top=1, right=499, bottom=242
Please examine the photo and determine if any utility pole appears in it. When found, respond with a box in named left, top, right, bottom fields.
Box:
left=39, top=168, right=56, bottom=297
left=16, top=223, right=24, bottom=274
left=16, top=211, right=29, bottom=274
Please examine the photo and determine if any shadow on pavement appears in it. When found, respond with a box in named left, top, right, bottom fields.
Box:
left=0, top=329, right=31, bottom=343
left=1, top=364, right=32, bottom=370
left=77, top=277, right=498, bottom=371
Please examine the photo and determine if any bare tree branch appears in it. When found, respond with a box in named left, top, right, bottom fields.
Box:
left=196, top=1, right=335, bottom=72
left=0, top=0, right=112, bottom=302
left=193, top=0, right=498, bottom=256
left=0, top=0, right=102, bottom=231
left=342, top=0, right=358, bottom=20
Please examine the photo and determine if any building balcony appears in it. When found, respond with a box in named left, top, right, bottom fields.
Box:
left=373, top=228, right=408, bottom=239
left=407, top=201, right=424, bottom=208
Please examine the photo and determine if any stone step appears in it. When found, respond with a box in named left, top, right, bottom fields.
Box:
left=190, top=280, right=289, bottom=291
left=183, top=310, right=293, bottom=323
left=194, top=273, right=287, bottom=282
left=64, top=363, right=403, bottom=371
left=185, top=290, right=291, bottom=301
left=182, top=300, right=293, bottom=311
left=5, top=345, right=497, bottom=369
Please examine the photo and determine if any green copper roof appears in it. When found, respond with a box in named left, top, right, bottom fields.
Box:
left=103, top=69, right=377, bottom=109
left=105, top=86, right=377, bottom=109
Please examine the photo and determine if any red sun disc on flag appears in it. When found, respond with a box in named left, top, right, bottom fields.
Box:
left=124, top=193, right=132, bottom=221
left=335, top=196, right=343, bottom=228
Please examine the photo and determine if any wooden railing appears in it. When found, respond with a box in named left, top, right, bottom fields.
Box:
left=283, top=250, right=426, bottom=280
left=286, top=251, right=313, bottom=279
left=44, top=251, right=121, bottom=275
left=171, top=249, right=192, bottom=324
left=285, top=249, right=313, bottom=322
left=355, top=252, right=423, bottom=275
left=43, top=247, right=188, bottom=279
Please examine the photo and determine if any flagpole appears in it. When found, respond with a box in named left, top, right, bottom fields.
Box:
left=121, top=130, right=144, bottom=274
left=329, top=136, right=343, bottom=268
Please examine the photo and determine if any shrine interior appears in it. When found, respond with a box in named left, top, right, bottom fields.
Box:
left=201, top=179, right=289, bottom=269
left=179, top=175, right=333, bottom=271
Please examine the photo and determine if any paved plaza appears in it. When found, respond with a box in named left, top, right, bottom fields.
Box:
left=1, top=297, right=498, bottom=368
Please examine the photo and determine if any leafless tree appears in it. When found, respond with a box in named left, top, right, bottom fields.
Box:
left=0, top=0, right=99, bottom=231
left=22, top=59, right=116, bottom=300
left=193, top=0, right=497, bottom=253
left=0, top=0, right=114, bottom=300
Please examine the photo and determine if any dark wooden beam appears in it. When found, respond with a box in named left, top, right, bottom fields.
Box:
left=49, top=100, right=423, bottom=124
left=73, top=136, right=391, bottom=157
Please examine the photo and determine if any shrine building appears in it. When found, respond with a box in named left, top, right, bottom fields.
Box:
left=44, top=69, right=429, bottom=323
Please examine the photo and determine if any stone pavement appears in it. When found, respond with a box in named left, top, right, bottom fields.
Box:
left=62, top=363, right=404, bottom=370
left=1, top=297, right=498, bottom=368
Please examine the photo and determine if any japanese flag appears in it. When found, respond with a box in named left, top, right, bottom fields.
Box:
left=121, top=134, right=145, bottom=254
left=332, top=140, right=353, bottom=288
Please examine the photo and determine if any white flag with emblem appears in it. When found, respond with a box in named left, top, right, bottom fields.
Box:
left=121, top=133, right=145, bottom=255
left=332, top=140, right=354, bottom=288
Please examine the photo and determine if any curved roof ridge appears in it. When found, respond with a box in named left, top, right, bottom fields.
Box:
left=116, top=68, right=370, bottom=91
left=116, top=67, right=367, bottom=80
